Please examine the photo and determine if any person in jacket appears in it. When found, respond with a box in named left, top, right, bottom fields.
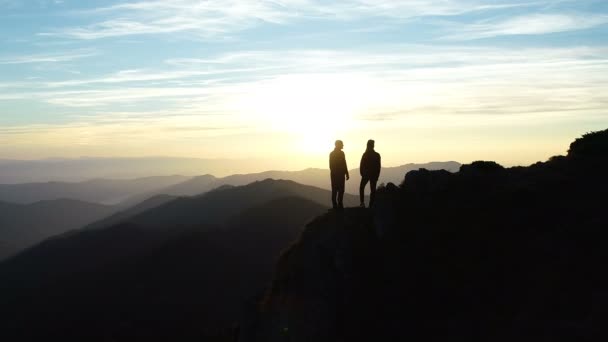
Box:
left=359, top=139, right=381, bottom=208
left=329, top=140, right=349, bottom=209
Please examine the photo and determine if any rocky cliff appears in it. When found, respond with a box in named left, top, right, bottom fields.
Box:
left=240, top=129, right=607, bottom=342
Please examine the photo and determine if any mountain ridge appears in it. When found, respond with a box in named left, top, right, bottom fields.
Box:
left=0, top=182, right=331, bottom=341
left=123, top=161, right=461, bottom=206
left=122, top=179, right=358, bottom=230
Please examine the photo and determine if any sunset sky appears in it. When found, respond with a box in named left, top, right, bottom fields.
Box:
left=1, top=0, right=607, bottom=171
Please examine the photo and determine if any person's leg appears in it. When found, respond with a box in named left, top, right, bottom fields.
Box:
left=369, top=179, right=378, bottom=208
left=359, top=176, right=369, bottom=207
left=331, top=189, right=338, bottom=208
left=337, top=178, right=345, bottom=209
left=331, top=177, right=338, bottom=209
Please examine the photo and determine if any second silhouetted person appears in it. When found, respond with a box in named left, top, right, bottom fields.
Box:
left=330, top=140, right=349, bottom=210
left=359, top=139, right=381, bottom=208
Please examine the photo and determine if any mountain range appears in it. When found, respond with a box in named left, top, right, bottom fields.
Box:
left=136, top=162, right=461, bottom=200
left=5, top=126, right=602, bottom=342
left=0, top=157, right=248, bottom=184
left=0, top=162, right=460, bottom=206
left=0, top=162, right=456, bottom=261
left=0, top=179, right=335, bottom=341
left=0, top=176, right=188, bottom=205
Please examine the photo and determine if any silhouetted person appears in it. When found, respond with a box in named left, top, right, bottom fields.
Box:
left=359, top=139, right=381, bottom=208
left=330, top=140, right=349, bottom=209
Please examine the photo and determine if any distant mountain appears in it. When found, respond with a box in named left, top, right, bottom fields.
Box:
left=121, top=179, right=358, bottom=229
left=0, top=162, right=458, bottom=207
left=188, top=162, right=460, bottom=196
left=0, top=199, right=117, bottom=261
left=83, top=194, right=178, bottom=231
left=155, top=173, right=219, bottom=196
left=0, top=176, right=189, bottom=205
left=124, top=162, right=460, bottom=204
left=0, top=180, right=329, bottom=341
left=0, top=157, right=265, bottom=184
left=0, top=157, right=460, bottom=186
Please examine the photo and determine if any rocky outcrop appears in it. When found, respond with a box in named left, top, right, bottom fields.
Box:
left=240, top=208, right=378, bottom=342
left=568, top=129, right=608, bottom=159
left=241, top=129, right=607, bottom=342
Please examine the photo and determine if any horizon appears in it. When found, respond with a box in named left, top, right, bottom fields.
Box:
left=2, top=1, right=608, bottom=170
left=0, top=157, right=463, bottom=184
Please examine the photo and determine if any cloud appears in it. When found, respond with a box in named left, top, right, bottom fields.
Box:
left=40, top=0, right=293, bottom=39
left=44, top=66, right=279, bottom=88
left=0, top=117, right=252, bottom=162
left=444, top=13, right=608, bottom=40
left=0, top=51, right=97, bottom=64
left=5, top=45, right=607, bottom=122
left=40, top=0, right=536, bottom=39
left=2, top=44, right=607, bottom=164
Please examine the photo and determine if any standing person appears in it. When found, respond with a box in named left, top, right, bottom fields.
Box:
left=330, top=140, right=350, bottom=210
left=359, top=139, right=381, bottom=208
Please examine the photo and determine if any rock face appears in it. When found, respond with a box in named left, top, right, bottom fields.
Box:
left=241, top=129, right=607, bottom=342
left=242, top=208, right=378, bottom=342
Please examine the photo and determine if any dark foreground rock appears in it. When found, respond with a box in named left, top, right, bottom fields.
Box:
left=241, top=129, right=607, bottom=342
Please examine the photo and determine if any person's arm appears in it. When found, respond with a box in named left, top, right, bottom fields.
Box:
left=361, top=153, right=368, bottom=177
left=377, top=153, right=381, bottom=178
left=360, top=154, right=364, bottom=176
left=344, top=153, right=350, bottom=180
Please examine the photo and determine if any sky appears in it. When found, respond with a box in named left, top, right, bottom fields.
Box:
left=1, top=0, right=607, bottom=171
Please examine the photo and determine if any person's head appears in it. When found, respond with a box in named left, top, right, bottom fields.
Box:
left=367, top=139, right=375, bottom=150
left=335, top=140, right=344, bottom=150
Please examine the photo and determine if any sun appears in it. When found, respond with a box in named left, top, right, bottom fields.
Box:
left=242, top=73, right=367, bottom=154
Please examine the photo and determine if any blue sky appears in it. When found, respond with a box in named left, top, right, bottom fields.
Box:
left=1, top=0, right=607, bottom=170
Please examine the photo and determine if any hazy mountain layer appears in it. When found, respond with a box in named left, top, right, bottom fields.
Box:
left=0, top=199, right=117, bottom=261
left=115, top=179, right=358, bottom=230
left=0, top=176, right=189, bottom=205
left=83, top=194, right=178, bottom=231
left=0, top=157, right=246, bottom=184
left=0, top=180, right=330, bottom=341
left=124, top=162, right=460, bottom=205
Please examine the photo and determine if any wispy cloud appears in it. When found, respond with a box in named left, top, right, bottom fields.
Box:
left=44, top=66, right=279, bottom=88
left=444, top=13, right=608, bottom=40
left=2, top=42, right=607, bottom=164
left=5, top=46, right=607, bottom=119
left=0, top=115, right=252, bottom=159
left=40, top=0, right=536, bottom=40
left=41, top=0, right=293, bottom=39
left=0, top=51, right=97, bottom=64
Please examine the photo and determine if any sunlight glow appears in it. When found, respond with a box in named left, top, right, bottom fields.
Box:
left=240, top=74, right=374, bottom=154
